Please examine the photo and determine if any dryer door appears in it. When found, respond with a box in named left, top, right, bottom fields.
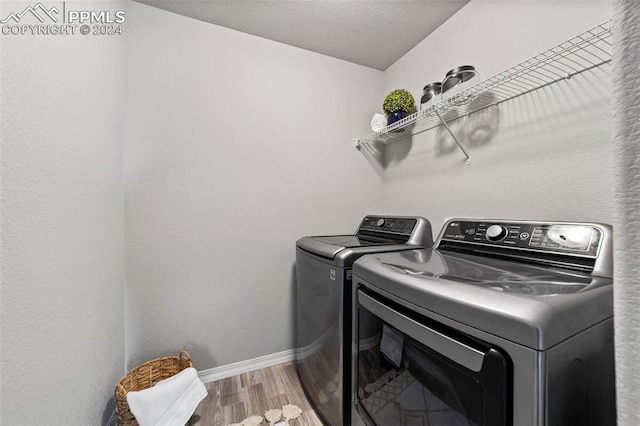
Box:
left=355, top=288, right=510, bottom=426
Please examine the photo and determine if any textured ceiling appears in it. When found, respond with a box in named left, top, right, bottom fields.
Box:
left=134, top=0, right=469, bottom=70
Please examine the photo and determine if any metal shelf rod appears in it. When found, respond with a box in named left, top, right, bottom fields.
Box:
left=435, top=110, right=471, bottom=164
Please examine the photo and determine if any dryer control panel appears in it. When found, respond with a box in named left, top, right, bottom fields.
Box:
left=439, top=220, right=603, bottom=257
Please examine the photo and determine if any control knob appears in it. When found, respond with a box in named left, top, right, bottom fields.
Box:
left=376, top=218, right=386, bottom=228
left=486, top=224, right=508, bottom=241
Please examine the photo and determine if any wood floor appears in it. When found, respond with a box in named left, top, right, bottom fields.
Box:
left=190, top=362, right=324, bottom=426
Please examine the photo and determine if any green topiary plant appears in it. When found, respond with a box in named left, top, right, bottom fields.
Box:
left=382, top=89, right=415, bottom=115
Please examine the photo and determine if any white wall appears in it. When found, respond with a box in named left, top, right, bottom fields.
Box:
left=381, top=0, right=613, bottom=231
left=0, top=0, right=618, bottom=423
left=0, top=1, right=125, bottom=424
left=124, top=3, right=382, bottom=369
left=612, top=1, right=640, bottom=424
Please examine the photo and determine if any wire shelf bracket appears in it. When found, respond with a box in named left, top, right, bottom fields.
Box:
left=435, top=110, right=471, bottom=164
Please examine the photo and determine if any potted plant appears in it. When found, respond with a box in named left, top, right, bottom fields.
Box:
left=382, top=89, right=415, bottom=126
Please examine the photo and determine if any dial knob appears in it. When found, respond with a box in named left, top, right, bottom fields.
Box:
left=486, top=224, right=508, bottom=241
left=376, top=218, right=386, bottom=228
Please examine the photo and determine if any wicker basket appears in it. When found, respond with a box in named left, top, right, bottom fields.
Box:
left=115, top=351, right=193, bottom=426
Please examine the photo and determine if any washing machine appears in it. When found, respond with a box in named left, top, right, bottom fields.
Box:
left=352, top=219, right=615, bottom=426
left=296, top=216, right=433, bottom=425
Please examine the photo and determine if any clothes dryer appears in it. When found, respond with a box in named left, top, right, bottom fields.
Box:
left=352, top=219, right=615, bottom=426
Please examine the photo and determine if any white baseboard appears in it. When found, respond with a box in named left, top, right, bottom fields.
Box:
left=198, top=349, right=296, bottom=384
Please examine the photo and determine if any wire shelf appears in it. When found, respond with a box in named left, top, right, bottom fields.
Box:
left=354, top=20, right=612, bottom=156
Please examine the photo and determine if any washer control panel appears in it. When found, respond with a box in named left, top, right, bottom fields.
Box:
left=440, top=220, right=602, bottom=257
left=359, top=216, right=417, bottom=235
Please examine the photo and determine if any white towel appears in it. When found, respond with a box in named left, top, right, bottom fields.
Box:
left=370, top=113, right=386, bottom=132
left=126, top=367, right=208, bottom=426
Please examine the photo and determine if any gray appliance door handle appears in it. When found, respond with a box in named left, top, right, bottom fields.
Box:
left=359, top=291, right=485, bottom=372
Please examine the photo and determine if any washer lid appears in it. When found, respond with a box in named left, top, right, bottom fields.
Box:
left=296, top=235, right=391, bottom=259
left=353, top=249, right=613, bottom=350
